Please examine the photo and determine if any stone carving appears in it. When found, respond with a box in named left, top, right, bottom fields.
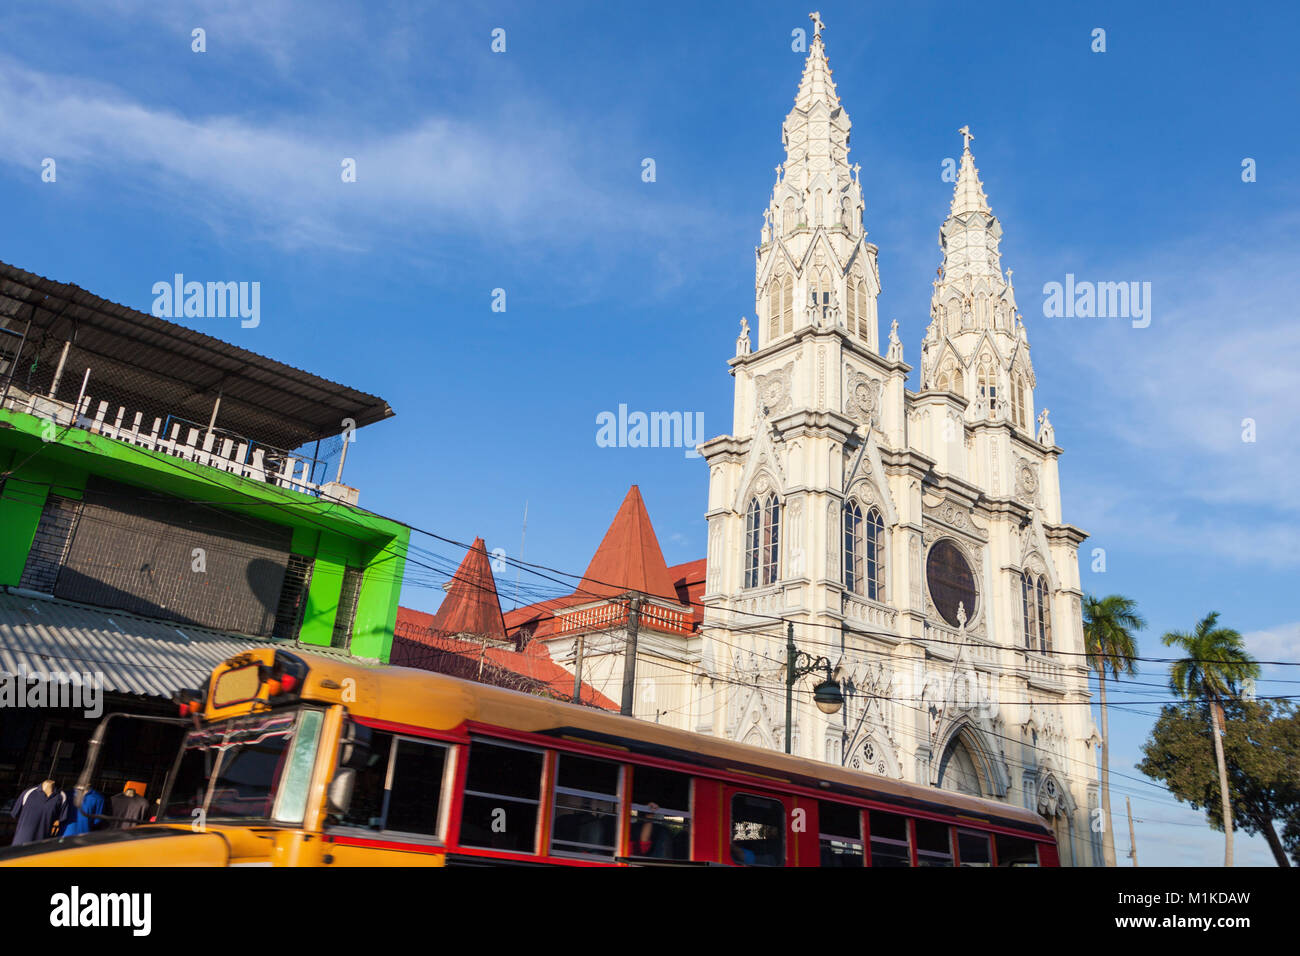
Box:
left=755, top=362, right=794, bottom=417
left=817, top=346, right=825, bottom=409
left=1015, top=457, right=1039, bottom=505
left=826, top=500, right=838, bottom=578
left=736, top=317, right=751, bottom=356
left=788, top=497, right=804, bottom=576
left=909, top=534, right=922, bottom=609
left=706, top=520, right=722, bottom=592
left=843, top=369, right=881, bottom=428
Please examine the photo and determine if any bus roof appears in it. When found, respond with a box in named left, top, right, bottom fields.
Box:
left=281, top=647, right=1054, bottom=839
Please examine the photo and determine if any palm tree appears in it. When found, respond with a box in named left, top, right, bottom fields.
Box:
left=1162, top=611, right=1260, bottom=867
left=1084, top=594, right=1145, bottom=867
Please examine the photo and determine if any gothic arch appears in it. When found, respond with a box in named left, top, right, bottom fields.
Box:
left=932, top=716, right=1008, bottom=798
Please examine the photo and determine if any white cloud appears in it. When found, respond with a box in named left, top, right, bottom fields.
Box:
left=0, top=55, right=712, bottom=255
left=1056, top=217, right=1300, bottom=565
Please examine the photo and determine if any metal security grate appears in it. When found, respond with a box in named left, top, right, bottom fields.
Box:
left=18, top=494, right=83, bottom=593
left=330, top=566, right=364, bottom=650
left=272, top=554, right=315, bottom=640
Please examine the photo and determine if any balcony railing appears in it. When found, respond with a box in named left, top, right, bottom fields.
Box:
left=2, top=386, right=326, bottom=498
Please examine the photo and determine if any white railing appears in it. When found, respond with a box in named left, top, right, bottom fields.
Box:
left=1023, top=651, right=1065, bottom=689
left=2, top=388, right=322, bottom=498
left=842, top=594, right=898, bottom=633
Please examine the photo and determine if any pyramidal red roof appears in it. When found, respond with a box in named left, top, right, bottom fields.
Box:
left=429, top=537, right=508, bottom=641
left=575, top=486, right=679, bottom=602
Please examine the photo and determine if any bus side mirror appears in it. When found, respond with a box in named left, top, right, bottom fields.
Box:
left=327, top=769, right=355, bottom=815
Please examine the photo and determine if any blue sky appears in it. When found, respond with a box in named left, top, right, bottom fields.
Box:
left=1, top=0, right=1297, bottom=865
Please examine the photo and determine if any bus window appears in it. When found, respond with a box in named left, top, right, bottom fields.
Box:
left=915, top=820, right=954, bottom=866
left=730, top=793, right=785, bottom=866
left=956, top=829, right=991, bottom=867
left=868, top=811, right=911, bottom=867
left=337, top=731, right=448, bottom=838
left=818, top=802, right=864, bottom=866
left=995, top=834, right=1041, bottom=866
left=459, top=739, right=544, bottom=853
left=629, top=766, right=691, bottom=860
left=550, top=753, right=621, bottom=858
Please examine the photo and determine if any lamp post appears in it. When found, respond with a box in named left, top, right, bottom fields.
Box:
left=785, top=621, right=843, bottom=754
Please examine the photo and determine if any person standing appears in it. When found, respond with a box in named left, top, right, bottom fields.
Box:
left=61, top=786, right=105, bottom=837
left=9, top=780, right=67, bottom=845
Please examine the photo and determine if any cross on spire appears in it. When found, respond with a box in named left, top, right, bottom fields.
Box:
left=959, top=125, right=974, bottom=151
left=809, top=11, right=824, bottom=39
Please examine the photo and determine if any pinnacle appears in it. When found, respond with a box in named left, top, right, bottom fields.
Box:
left=949, top=130, right=993, bottom=219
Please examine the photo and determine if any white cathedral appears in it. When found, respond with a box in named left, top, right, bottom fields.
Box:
left=691, top=19, right=1103, bottom=867
left=503, top=15, right=1105, bottom=866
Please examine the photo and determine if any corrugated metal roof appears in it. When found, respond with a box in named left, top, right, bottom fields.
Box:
left=0, top=260, right=394, bottom=449
left=0, top=590, right=363, bottom=700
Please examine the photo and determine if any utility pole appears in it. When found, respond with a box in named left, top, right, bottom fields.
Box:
left=572, top=633, right=585, bottom=704
left=620, top=596, right=642, bottom=717
left=1126, top=796, right=1139, bottom=867
left=785, top=622, right=796, bottom=754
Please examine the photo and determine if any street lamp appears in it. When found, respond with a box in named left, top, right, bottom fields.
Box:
left=785, top=622, right=843, bottom=754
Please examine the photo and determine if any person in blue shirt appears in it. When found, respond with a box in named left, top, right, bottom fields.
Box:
left=61, top=786, right=105, bottom=837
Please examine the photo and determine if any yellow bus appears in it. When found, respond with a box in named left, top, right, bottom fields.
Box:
left=0, top=646, right=1058, bottom=867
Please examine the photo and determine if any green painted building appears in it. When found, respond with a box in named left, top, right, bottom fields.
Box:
left=0, top=260, right=409, bottom=661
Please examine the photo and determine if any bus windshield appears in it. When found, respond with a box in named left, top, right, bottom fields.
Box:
left=160, top=708, right=324, bottom=825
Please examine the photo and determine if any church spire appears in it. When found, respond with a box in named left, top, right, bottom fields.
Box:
left=921, top=126, right=1036, bottom=432
left=755, top=14, right=880, bottom=353
left=937, top=126, right=1003, bottom=284
left=949, top=126, right=993, bottom=219
left=777, top=12, right=851, bottom=197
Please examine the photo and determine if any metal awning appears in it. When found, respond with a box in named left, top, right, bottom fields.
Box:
left=0, top=591, right=354, bottom=700
left=0, top=261, right=394, bottom=450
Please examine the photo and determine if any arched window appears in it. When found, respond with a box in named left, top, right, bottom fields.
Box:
left=1021, top=570, right=1053, bottom=654
left=841, top=196, right=852, bottom=228
left=767, top=278, right=779, bottom=342
left=844, top=502, right=885, bottom=600
left=782, top=198, right=797, bottom=235
left=857, top=282, right=871, bottom=342
left=977, top=364, right=997, bottom=413
left=1013, top=375, right=1027, bottom=427
left=843, top=501, right=862, bottom=594
left=846, top=274, right=858, bottom=334
left=812, top=268, right=833, bottom=324
left=865, top=506, right=885, bottom=600
left=746, top=494, right=781, bottom=588
left=936, top=365, right=964, bottom=395
left=781, top=273, right=794, bottom=335
left=1036, top=576, right=1052, bottom=653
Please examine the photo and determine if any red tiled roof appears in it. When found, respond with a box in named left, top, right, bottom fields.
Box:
left=576, top=485, right=678, bottom=602
left=392, top=606, right=618, bottom=710
left=425, top=537, right=508, bottom=641
left=668, top=558, right=706, bottom=627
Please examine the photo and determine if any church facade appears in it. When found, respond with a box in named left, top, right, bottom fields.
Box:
left=494, top=17, right=1105, bottom=866
left=692, top=19, right=1104, bottom=866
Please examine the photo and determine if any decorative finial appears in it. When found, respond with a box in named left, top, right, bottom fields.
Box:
left=959, top=125, right=974, bottom=151
left=956, top=601, right=967, bottom=630
left=737, top=317, right=752, bottom=356
left=809, top=11, right=824, bottom=39
left=851, top=162, right=861, bottom=182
